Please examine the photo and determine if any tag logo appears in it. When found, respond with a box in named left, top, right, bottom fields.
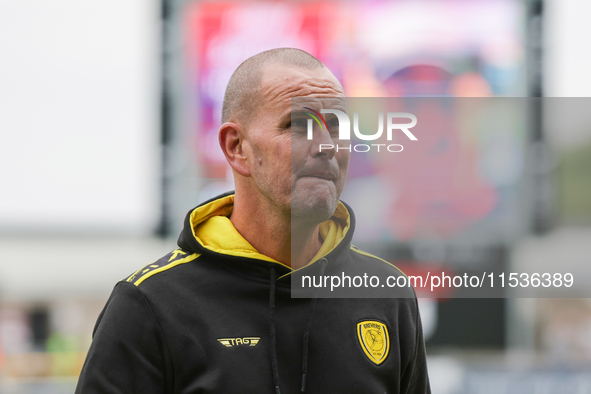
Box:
left=217, top=337, right=260, bottom=348
left=357, top=321, right=390, bottom=365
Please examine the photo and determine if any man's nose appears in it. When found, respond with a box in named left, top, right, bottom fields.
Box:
left=310, top=127, right=336, bottom=159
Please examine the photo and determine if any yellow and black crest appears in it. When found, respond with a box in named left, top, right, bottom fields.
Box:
left=357, top=320, right=390, bottom=365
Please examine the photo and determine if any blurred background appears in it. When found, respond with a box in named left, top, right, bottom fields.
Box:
left=0, top=0, right=590, bottom=392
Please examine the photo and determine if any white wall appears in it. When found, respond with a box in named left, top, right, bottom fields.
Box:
left=545, top=0, right=591, bottom=97
left=0, top=0, right=160, bottom=234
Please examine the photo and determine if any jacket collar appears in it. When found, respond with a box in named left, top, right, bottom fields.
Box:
left=177, top=191, right=356, bottom=274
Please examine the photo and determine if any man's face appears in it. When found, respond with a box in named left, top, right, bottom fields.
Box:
left=243, top=64, right=349, bottom=222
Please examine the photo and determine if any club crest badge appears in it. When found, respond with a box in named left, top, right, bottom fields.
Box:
left=357, top=320, right=390, bottom=365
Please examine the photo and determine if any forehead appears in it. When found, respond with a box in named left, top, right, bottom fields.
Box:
left=258, top=64, right=344, bottom=109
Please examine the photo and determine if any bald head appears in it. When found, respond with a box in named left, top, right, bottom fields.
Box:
left=221, top=48, right=325, bottom=125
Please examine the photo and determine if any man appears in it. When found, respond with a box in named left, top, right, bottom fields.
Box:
left=76, top=48, right=430, bottom=393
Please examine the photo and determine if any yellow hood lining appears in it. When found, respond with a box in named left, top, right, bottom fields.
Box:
left=190, top=195, right=351, bottom=273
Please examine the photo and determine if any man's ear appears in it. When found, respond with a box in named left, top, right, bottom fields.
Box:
left=219, top=122, right=251, bottom=177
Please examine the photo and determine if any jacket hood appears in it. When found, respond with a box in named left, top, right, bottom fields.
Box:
left=177, top=191, right=355, bottom=274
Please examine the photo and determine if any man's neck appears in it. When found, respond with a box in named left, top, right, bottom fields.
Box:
left=230, top=192, right=322, bottom=270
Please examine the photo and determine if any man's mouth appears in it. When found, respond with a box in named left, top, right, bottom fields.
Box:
left=300, top=172, right=336, bottom=181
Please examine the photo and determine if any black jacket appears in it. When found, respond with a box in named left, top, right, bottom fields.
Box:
left=76, top=192, right=430, bottom=393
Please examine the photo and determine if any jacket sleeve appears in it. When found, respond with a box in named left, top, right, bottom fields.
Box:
left=400, top=297, right=431, bottom=394
left=75, top=282, right=172, bottom=393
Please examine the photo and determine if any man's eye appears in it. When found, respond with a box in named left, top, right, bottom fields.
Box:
left=289, top=118, right=308, bottom=130
left=327, top=118, right=340, bottom=134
